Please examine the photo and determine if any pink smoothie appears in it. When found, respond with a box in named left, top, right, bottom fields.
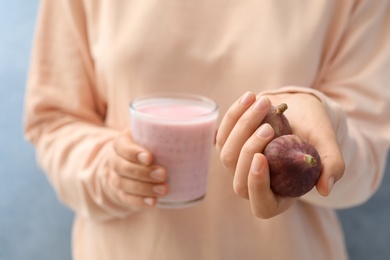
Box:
left=131, top=100, right=218, bottom=208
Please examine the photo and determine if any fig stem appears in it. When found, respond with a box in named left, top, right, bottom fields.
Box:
left=276, top=103, right=288, bottom=114
left=304, top=154, right=317, bottom=167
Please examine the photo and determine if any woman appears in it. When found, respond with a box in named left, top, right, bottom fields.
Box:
left=24, top=0, right=390, bottom=259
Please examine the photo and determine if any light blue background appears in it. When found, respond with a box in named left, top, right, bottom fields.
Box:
left=0, top=1, right=389, bottom=260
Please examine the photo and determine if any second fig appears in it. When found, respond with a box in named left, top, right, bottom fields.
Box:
left=260, top=103, right=292, bottom=138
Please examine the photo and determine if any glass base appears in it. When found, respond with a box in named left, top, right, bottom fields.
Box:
left=157, top=195, right=205, bottom=209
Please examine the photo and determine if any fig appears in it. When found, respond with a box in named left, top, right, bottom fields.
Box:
left=260, top=103, right=292, bottom=138
left=264, top=134, right=321, bottom=197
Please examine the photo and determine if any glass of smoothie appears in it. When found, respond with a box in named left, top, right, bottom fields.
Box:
left=129, top=93, right=219, bottom=208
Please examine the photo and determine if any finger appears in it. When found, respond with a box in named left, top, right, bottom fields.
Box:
left=233, top=123, right=274, bottom=199
left=307, top=121, right=345, bottom=196
left=114, top=130, right=153, bottom=166
left=219, top=96, right=271, bottom=170
left=216, top=92, right=256, bottom=153
left=113, top=155, right=167, bottom=183
left=108, top=172, right=158, bottom=207
left=248, top=153, right=296, bottom=219
left=113, top=174, right=169, bottom=197
left=315, top=142, right=345, bottom=196
left=117, top=191, right=158, bottom=207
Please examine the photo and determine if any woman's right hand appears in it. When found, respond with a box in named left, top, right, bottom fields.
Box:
left=107, top=129, right=169, bottom=207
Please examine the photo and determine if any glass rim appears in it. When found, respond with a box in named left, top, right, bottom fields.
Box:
left=129, top=92, right=219, bottom=121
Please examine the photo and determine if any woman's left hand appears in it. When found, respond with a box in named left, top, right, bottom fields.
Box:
left=216, top=91, right=345, bottom=219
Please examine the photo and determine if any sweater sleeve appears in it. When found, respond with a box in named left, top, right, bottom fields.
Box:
left=264, top=1, right=390, bottom=209
left=24, top=0, right=137, bottom=221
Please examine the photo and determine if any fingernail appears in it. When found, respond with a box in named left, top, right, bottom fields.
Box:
left=250, top=154, right=262, bottom=175
left=137, top=152, right=150, bottom=165
left=153, top=185, right=167, bottom=195
left=328, top=177, right=334, bottom=194
left=150, top=169, right=165, bottom=181
left=144, top=197, right=155, bottom=206
left=256, top=124, right=273, bottom=138
left=253, top=97, right=269, bottom=111
left=240, top=92, right=253, bottom=105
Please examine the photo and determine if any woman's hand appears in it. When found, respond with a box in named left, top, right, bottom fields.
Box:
left=216, top=91, right=345, bottom=219
left=107, top=129, right=169, bottom=207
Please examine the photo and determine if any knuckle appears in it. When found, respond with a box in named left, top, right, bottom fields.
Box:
left=113, top=135, right=123, bottom=155
left=114, top=176, right=124, bottom=190
left=108, top=171, right=120, bottom=189
left=115, top=158, right=131, bottom=177
left=339, top=158, right=346, bottom=174
left=110, top=178, right=153, bottom=208
left=114, top=142, right=137, bottom=163
left=116, top=190, right=128, bottom=203
left=132, top=182, right=147, bottom=194
left=118, top=191, right=137, bottom=205
left=133, top=168, right=152, bottom=182
left=123, top=195, right=142, bottom=207
left=122, top=180, right=137, bottom=193
left=114, top=159, right=145, bottom=180
left=335, top=158, right=346, bottom=181
left=241, top=142, right=260, bottom=158
left=122, top=193, right=145, bottom=207
left=133, top=168, right=147, bottom=179
left=220, top=150, right=237, bottom=170
left=126, top=181, right=152, bottom=196
left=324, top=154, right=345, bottom=182
left=215, top=135, right=224, bottom=153
left=233, top=182, right=249, bottom=199
left=252, top=208, right=272, bottom=219
left=239, top=117, right=254, bottom=129
left=112, top=156, right=123, bottom=173
left=225, top=109, right=240, bottom=122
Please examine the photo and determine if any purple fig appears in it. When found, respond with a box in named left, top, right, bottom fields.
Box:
left=261, top=103, right=292, bottom=138
left=264, top=134, right=321, bottom=197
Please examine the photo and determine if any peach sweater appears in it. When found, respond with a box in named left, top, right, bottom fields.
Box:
left=24, top=1, right=390, bottom=259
